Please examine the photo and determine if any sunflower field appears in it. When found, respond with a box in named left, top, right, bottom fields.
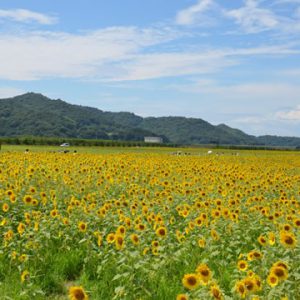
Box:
left=0, top=150, right=299, bottom=299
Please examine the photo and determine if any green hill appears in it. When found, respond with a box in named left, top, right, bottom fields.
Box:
left=0, top=93, right=157, bottom=141
left=0, top=92, right=299, bottom=147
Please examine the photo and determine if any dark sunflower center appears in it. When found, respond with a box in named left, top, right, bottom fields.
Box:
left=285, top=236, right=294, bottom=245
left=245, top=281, right=254, bottom=291
left=274, top=269, right=284, bottom=277
left=187, top=276, right=197, bottom=286
left=74, top=290, right=85, bottom=300
left=270, top=277, right=277, bottom=283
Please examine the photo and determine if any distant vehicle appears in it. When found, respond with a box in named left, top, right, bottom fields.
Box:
left=60, top=143, right=70, bottom=147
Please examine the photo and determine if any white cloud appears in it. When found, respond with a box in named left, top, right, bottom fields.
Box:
left=0, top=9, right=57, bottom=25
left=282, top=68, right=300, bottom=76
left=109, top=51, right=235, bottom=81
left=231, top=116, right=266, bottom=125
left=98, top=44, right=300, bottom=81
left=167, top=81, right=300, bottom=115
left=0, top=27, right=180, bottom=81
left=0, top=23, right=297, bottom=82
left=188, top=81, right=300, bottom=99
left=225, top=0, right=278, bottom=33
left=276, top=106, right=300, bottom=121
left=176, top=0, right=214, bottom=25
left=0, top=87, right=25, bottom=98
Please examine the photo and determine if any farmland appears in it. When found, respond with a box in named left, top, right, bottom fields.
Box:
left=0, top=148, right=299, bottom=299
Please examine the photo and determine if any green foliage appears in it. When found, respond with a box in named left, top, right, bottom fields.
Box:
left=0, top=92, right=299, bottom=147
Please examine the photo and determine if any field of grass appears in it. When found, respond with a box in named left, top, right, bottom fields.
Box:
left=0, top=147, right=299, bottom=299
left=1, top=144, right=175, bottom=154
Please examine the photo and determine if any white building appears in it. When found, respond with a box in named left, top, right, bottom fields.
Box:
left=144, top=136, right=163, bottom=144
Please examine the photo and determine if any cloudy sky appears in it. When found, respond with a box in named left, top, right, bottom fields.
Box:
left=0, top=0, right=300, bottom=137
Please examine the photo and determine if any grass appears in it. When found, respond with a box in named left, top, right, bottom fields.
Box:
left=0, top=144, right=178, bottom=154
left=1, top=144, right=298, bottom=156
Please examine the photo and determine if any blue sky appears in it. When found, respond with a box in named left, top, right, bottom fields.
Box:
left=0, top=0, right=300, bottom=137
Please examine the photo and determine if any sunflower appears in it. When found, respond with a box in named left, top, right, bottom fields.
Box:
left=6, top=189, right=13, bottom=196
left=19, top=254, right=28, bottom=262
left=273, top=261, right=288, bottom=271
left=181, top=210, right=189, bottom=218
left=21, top=270, right=30, bottom=283
left=252, top=275, right=262, bottom=292
left=247, top=250, right=262, bottom=261
left=63, top=218, right=69, bottom=225
left=116, top=225, right=126, bottom=236
left=32, top=199, right=38, bottom=206
left=282, top=224, right=292, bottom=232
left=135, top=223, right=146, bottom=231
left=29, top=186, right=36, bottom=193
left=34, top=221, right=39, bottom=231
left=222, top=208, right=230, bottom=218
left=124, top=217, right=131, bottom=228
left=257, top=235, right=267, bottom=246
left=195, top=217, right=203, bottom=227
left=4, top=230, right=14, bottom=241
left=151, top=240, right=159, bottom=248
left=210, top=284, right=223, bottom=300
left=235, top=281, right=246, bottom=298
left=280, top=231, right=297, bottom=248
left=196, top=264, right=211, bottom=284
left=50, top=209, right=58, bottom=218
left=115, top=234, right=125, bottom=250
left=130, top=234, right=139, bottom=245
left=9, top=194, right=16, bottom=203
left=267, top=274, right=279, bottom=287
left=142, top=247, right=150, bottom=255
left=152, top=247, right=159, bottom=256
left=267, top=232, right=275, bottom=245
left=68, top=286, right=89, bottom=300
left=176, top=294, right=189, bottom=300
left=17, top=222, right=26, bottom=235
left=188, top=221, right=195, bottom=230
left=24, top=212, right=31, bottom=224
left=211, top=209, right=221, bottom=219
left=23, top=195, right=32, bottom=205
left=182, top=273, right=200, bottom=290
left=294, top=218, right=300, bottom=228
left=200, top=213, right=207, bottom=220
left=211, top=229, right=220, bottom=241
left=237, top=260, right=248, bottom=271
left=198, top=238, right=206, bottom=248
left=156, top=226, right=167, bottom=238
left=78, top=221, right=87, bottom=233
left=270, top=266, right=288, bottom=282
left=106, top=233, right=115, bottom=244
left=2, top=203, right=9, bottom=212
left=243, top=277, right=257, bottom=293
left=169, top=216, right=175, bottom=224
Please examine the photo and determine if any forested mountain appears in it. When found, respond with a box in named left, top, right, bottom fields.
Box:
left=0, top=92, right=299, bottom=147
left=0, top=93, right=158, bottom=141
